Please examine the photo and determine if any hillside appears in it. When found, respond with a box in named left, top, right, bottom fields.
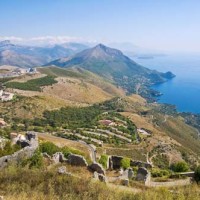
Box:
left=0, top=40, right=88, bottom=67
left=46, top=44, right=175, bottom=98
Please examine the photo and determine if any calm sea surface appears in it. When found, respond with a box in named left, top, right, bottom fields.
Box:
left=134, top=54, right=200, bottom=114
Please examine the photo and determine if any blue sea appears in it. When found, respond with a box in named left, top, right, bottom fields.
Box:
left=134, top=54, right=200, bottom=114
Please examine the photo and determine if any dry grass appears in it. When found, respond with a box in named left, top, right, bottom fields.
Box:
left=0, top=166, right=200, bottom=200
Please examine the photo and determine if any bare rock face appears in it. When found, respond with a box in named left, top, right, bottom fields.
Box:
left=136, top=167, right=150, bottom=182
left=89, top=162, right=105, bottom=175
left=68, top=154, right=88, bottom=167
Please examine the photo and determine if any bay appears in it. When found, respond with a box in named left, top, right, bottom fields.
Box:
left=133, top=54, right=200, bottom=114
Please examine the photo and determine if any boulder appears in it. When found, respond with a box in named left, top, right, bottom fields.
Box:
left=68, top=154, right=88, bottom=167
left=121, top=179, right=129, bottom=186
left=89, top=162, right=105, bottom=175
left=93, top=171, right=107, bottom=182
left=136, top=167, right=150, bottom=181
left=58, top=166, right=67, bottom=174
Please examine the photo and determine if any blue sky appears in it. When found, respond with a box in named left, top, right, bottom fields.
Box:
left=0, top=0, right=200, bottom=52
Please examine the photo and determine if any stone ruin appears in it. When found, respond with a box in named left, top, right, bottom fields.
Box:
left=93, top=171, right=107, bottom=183
left=89, top=162, right=105, bottom=175
left=108, top=155, right=152, bottom=170
left=0, top=132, right=38, bottom=169
left=109, top=155, right=123, bottom=170
left=130, top=160, right=152, bottom=169
left=136, top=167, right=151, bottom=185
left=52, top=152, right=67, bottom=164
left=68, top=153, right=88, bottom=167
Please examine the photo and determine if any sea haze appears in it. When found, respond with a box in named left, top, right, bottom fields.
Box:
left=134, top=54, right=200, bottom=114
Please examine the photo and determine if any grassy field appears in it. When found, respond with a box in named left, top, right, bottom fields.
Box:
left=0, top=166, right=200, bottom=200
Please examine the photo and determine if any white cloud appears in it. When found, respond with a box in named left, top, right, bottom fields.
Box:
left=0, top=35, right=97, bottom=46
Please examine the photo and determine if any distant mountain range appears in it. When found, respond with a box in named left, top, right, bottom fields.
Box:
left=0, top=40, right=88, bottom=68
left=46, top=44, right=175, bottom=95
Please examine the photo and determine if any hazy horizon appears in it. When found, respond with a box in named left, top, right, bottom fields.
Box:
left=1, top=0, right=200, bottom=53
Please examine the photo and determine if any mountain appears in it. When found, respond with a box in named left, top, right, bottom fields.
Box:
left=0, top=40, right=88, bottom=68
left=46, top=44, right=175, bottom=96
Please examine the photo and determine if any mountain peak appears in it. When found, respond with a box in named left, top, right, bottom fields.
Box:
left=90, top=43, right=124, bottom=58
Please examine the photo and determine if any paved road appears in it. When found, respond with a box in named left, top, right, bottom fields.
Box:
left=37, top=132, right=96, bottom=162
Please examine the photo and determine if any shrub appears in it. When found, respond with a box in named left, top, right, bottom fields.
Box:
left=39, top=141, right=60, bottom=156
left=21, top=149, right=44, bottom=169
left=151, top=168, right=170, bottom=177
left=99, top=154, right=108, bottom=168
left=120, top=157, right=130, bottom=169
left=171, top=161, right=189, bottom=172
left=194, top=165, right=200, bottom=183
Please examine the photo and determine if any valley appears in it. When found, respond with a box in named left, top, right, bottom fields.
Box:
left=0, top=42, right=200, bottom=199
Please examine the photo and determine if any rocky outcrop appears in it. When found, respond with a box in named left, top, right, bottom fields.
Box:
left=136, top=167, right=151, bottom=183
left=68, top=154, right=88, bottom=167
left=89, top=162, right=105, bottom=175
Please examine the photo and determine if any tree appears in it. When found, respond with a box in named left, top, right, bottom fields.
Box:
left=171, top=161, right=189, bottom=172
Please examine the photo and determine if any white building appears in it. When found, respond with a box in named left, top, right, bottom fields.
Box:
left=0, top=91, right=14, bottom=101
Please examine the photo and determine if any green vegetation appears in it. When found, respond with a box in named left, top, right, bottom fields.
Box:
left=21, top=149, right=44, bottom=169
left=5, top=75, right=57, bottom=91
left=151, top=168, right=171, bottom=178
left=0, top=141, right=21, bottom=157
left=98, top=154, right=108, bottom=168
left=42, top=105, right=101, bottom=128
left=39, top=141, right=88, bottom=161
left=152, top=154, right=170, bottom=169
left=194, top=166, right=200, bottom=184
left=39, top=141, right=60, bottom=156
left=171, top=161, right=189, bottom=172
left=120, top=157, right=130, bottom=169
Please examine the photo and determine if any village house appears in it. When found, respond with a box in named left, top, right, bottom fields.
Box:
left=99, top=120, right=116, bottom=126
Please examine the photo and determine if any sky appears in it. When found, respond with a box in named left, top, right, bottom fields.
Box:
left=0, top=0, right=200, bottom=53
